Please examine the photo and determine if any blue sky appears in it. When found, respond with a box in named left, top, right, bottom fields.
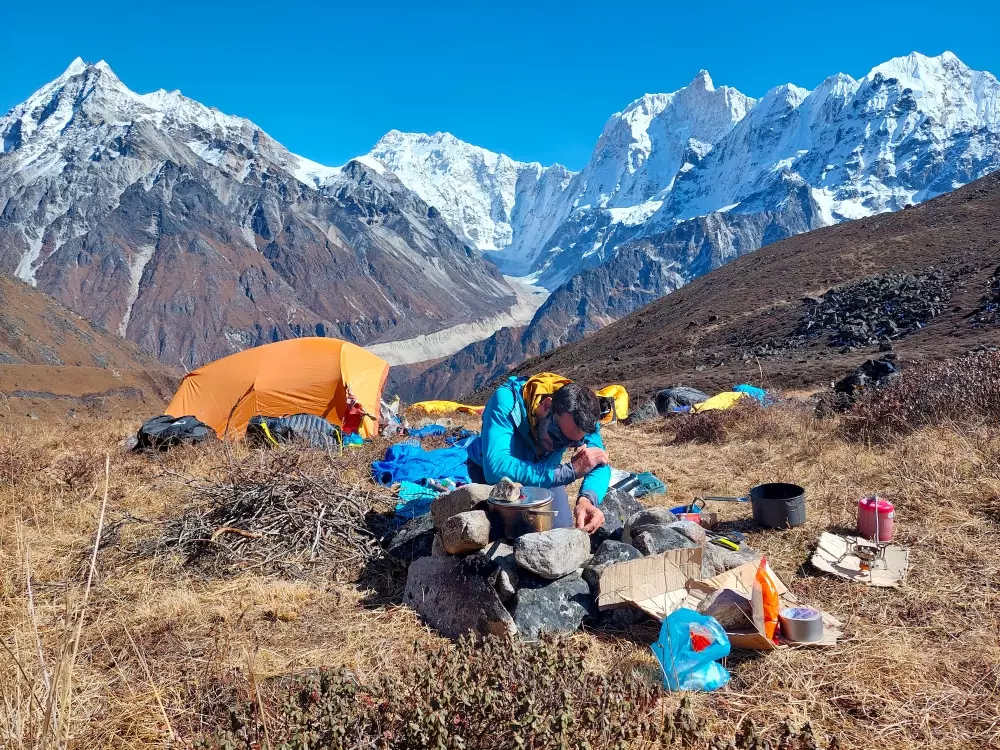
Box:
left=3, top=0, right=999, bottom=170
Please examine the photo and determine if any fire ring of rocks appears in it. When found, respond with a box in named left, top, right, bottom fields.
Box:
left=387, top=483, right=761, bottom=640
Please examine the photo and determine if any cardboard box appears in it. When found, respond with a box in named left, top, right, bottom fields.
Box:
left=597, top=547, right=842, bottom=649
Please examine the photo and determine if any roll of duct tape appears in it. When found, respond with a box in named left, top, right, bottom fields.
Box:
left=778, top=606, right=824, bottom=643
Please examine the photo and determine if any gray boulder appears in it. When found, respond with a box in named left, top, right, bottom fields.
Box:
left=431, top=484, right=492, bottom=529
left=696, top=588, right=754, bottom=630
left=511, top=571, right=597, bottom=640
left=582, top=539, right=643, bottom=595
left=440, top=510, right=491, bottom=555
left=633, top=526, right=699, bottom=556
left=384, top=512, right=436, bottom=561
left=622, top=507, right=679, bottom=545
left=591, top=487, right=645, bottom=547
left=403, top=556, right=517, bottom=639
left=668, top=520, right=708, bottom=546
left=700, top=543, right=760, bottom=579
left=514, top=528, right=592, bottom=579
left=477, top=541, right=519, bottom=602
left=431, top=533, right=447, bottom=557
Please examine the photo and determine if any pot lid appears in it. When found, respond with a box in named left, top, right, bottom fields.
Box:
left=488, top=486, right=553, bottom=509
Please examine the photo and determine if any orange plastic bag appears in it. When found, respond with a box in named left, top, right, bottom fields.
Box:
left=754, top=557, right=780, bottom=642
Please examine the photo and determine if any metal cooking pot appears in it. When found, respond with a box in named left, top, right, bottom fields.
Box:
left=487, top=487, right=558, bottom=538
left=702, top=482, right=806, bottom=529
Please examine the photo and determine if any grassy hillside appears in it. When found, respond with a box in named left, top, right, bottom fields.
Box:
left=1, top=397, right=996, bottom=749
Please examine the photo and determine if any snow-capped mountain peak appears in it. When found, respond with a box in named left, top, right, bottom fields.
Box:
left=864, top=50, right=1000, bottom=132
left=367, top=129, right=567, bottom=254
left=0, top=58, right=520, bottom=368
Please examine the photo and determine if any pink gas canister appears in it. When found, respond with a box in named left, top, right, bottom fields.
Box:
left=857, top=496, right=894, bottom=542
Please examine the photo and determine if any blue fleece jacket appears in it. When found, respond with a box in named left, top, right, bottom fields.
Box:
left=466, top=377, right=610, bottom=505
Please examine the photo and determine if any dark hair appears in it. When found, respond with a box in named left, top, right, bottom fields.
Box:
left=551, top=383, right=601, bottom=434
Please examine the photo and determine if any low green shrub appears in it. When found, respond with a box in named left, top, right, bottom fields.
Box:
left=193, top=634, right=836, bottom=750
left=843, top=351, right=1000, bottom=440
left=195, top=635, right=680, bottom=750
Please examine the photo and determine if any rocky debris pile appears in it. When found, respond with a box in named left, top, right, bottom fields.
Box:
left=392, top=483, right=761, bottom=640
left=969, top=266, right=1000, bottom=327
left=815, top=356, right=902, bottom=414
left=796, top=271, right=953, bottom=349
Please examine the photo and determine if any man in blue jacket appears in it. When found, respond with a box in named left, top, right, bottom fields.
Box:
left=467, top=376, right=610, bottom=533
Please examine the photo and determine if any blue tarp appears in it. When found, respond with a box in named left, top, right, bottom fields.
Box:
left=394, top=481, right=440, bottom=519
left=371, top=442, right=471, bottom=487
left=733, top=384, right=769, bottom=404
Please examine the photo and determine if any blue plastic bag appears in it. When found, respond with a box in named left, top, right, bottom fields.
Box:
left=407, top=424, right=447, bottom=439
left=651, top=608, right=731, bottom=692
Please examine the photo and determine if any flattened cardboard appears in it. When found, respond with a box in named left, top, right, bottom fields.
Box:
left=597, top=547, right=702, bottom=614
left=811, top=532, right=909, bottom=588
left=601, top=555, right=843, bottom=650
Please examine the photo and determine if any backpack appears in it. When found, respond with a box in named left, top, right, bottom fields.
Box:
left=135, top=415, right=214, bottom=451
left=519, top=372, right=573, bottom=434
left=246, top=414, right=343, bottom=451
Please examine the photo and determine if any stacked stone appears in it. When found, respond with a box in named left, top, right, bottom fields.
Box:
left=393, top=485, right=760, bottom=640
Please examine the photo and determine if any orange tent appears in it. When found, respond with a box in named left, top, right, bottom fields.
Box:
left=165, top=338, right=389, bottom=439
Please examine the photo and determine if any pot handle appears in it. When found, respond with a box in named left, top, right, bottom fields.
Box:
left=700, top=496, right=749, bottom=503
left=523, top=509, right=559, bottom=517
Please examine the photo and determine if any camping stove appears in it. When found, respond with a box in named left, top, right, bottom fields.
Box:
left=837, top=538, right=891, bottom=574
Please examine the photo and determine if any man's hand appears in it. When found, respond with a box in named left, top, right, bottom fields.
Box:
left=570, top=446, right=608, bottom=477
left=574, top=497, right=605, bottom=534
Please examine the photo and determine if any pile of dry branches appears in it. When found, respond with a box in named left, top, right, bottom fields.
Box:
left=159, top=450, right=384, bottom=578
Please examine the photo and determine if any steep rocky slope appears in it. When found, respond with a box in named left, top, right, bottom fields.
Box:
left=494, top=170, right=1000, bottom=400
left=375, top=52, right=1000, bottom=290
left=0, top=273, right=176, bottom=418
left=0, top=60, right=516, bottom=369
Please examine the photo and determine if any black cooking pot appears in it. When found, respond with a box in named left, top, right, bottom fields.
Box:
left=703, top=483, right=806, bottom=529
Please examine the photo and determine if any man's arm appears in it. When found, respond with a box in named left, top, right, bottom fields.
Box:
left=578, top=428, right=611, bottom=506
left=480, top=387, right=576, bottom=487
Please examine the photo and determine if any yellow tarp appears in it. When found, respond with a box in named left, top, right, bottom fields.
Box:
left=596, top=384, right=629, bottom=422
left=410, top=400, right=485, bottom=415
left=692, top=391, right=745, bottom=413
left=165, top=338, right=389, bottom=439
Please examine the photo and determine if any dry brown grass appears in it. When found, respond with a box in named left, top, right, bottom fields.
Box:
left=1, top=407, right=999, bottom=749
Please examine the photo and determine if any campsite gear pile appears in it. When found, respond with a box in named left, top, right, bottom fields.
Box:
left=811, top=532, right=910, bottom=587
left=610, top=468, right=667, bottom=498
left=393, top=479, right=840, bottom=647
left=649, top=383, right=770, bottom=418
left=371, top=442, right=472, bottom=487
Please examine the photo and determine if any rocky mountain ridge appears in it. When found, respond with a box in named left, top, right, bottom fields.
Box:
left=0, top=59, right=517, bottom=368
left=383, top=51, right=1000, bottom=399
left=373, top=52, right=1000, bottom=290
